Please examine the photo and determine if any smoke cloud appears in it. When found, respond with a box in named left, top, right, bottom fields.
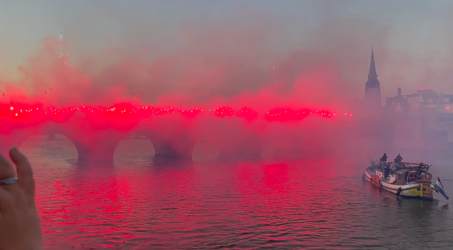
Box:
left=1, top=1, right=452, bottom=163
left=0, top=2, right=392, bottom=108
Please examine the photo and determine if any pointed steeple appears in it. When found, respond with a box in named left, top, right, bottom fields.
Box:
left=364, top=45, right=381, bottom=108
left=368, top=45, right=377, bottom=79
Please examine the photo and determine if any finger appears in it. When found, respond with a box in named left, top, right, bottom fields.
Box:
left=0, top=187, right=13, bottom=212
left=0, top=150, right=18, bottom=192
left=9, top=147, right=35, bottom=197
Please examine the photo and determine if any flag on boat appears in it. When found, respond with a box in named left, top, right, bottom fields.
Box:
left=433, top=177, right=449, bottom=200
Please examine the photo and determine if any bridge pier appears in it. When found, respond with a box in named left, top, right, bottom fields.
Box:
left=76, top=142, right=118, bottom=164
left=218, top=148, right=240, bottom=161
left=218, top=148, right=263, bottom=161
left=62, top=129, right=126, bottom=165
left=218, top=134, right=264, bottom=161
left=237, top=141, right=263, bottom=161
left=152, top=139, right=196, bottom=160
left=47, top=133, right=56, bottom=140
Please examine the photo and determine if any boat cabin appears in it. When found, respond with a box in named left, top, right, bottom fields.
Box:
left=370, top=159, right=433, bottom=184
left=392, top=169, right=411, bottom=185
left=375, top=168, right=432, bottom=184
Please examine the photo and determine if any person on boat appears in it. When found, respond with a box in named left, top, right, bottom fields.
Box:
left=380, top=153, right=388, bottom=163
left=384, top=164, right=390, bottom=180
left=394, top=154, right=403, bottom=170
left=394, top=154, right=403, bottom=163
left=379, top=153, right=388, bottom=170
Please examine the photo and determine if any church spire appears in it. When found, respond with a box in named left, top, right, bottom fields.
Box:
left=368, top=45, right=377, bottom=79
left=364, top=45, right=381, bottom=108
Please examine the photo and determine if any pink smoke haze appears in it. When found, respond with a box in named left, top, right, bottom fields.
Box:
left=1, top=5, right=450, bottom=163
left=0, top=9, right=384, bottom=110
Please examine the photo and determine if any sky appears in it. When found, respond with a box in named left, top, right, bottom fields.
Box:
left=1, top=0, right=453, bottom=101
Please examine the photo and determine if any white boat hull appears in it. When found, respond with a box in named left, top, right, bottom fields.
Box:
left=364, top=168, right=434, bottom=200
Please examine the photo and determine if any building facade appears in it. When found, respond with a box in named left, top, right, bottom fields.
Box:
left=386, top=88, right=453, bottom=115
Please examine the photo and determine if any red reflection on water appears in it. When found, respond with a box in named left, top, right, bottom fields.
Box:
left=36, top=168, right=134, bottom=248
left=262, top=163, right=289, bottom=194
left=236, top=161, right=340, bottom=242
left=143, top=166, right=201, bottom=245
left=32, top=154, right=448, bottom=249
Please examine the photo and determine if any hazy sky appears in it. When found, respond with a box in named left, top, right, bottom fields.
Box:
left=1, top=0, right=453, bottom=99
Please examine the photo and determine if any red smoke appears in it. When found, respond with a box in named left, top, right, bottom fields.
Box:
left=0, top=7, right=406, bottom=160
left=0, top=11, right=380, bottom=111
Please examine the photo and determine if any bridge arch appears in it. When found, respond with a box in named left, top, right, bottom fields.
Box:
left=114, top=134, right=155, bottom=160
left=20, top=133, right=79, bottom=161
left=142, top=131, right=196, bottom=160
left=11, top=125, right=127, bottom=164
left=215, top=134, right=265, bottom=161
left=59, top=127, right=197, bottom=163
left=2, top=124, right=199, bottom=164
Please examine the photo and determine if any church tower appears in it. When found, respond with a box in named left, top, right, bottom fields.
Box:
left=364, top=47, right=381, bottom=108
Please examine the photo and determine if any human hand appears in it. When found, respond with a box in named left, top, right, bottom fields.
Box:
left=0, top=147, right=42, bottom=250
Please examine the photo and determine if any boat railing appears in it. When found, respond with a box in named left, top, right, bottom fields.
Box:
left=387, top=161, right=430, bottom=167
left=389, top=161, right=431, bottom=166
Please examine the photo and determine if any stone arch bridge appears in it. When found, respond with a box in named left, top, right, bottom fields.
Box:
left=0, top=120, right=204, bottom=164
left=0, top=116, right=352, bottom=164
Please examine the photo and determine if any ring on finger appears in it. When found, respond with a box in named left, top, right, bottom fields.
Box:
left=0, top=177, right=18, bottom=185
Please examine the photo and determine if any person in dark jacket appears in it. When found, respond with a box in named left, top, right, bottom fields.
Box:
left=384, top=164, right=390, bottom=180
left=394, top=154, right=403, bottom=170
left=380, top=153, right=388, bottom=162
left=395, top=154, right=403, bottom=163
left=379, top=153, right=388, bottom=170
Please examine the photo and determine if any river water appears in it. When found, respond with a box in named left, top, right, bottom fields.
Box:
left=20, top=137, right=453, bottom=249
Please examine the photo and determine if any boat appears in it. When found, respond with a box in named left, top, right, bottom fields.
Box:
left=363, top=158, right=449, bottom=200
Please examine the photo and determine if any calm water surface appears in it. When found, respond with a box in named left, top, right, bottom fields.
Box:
left=20, top=137, right=453, bottom=249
